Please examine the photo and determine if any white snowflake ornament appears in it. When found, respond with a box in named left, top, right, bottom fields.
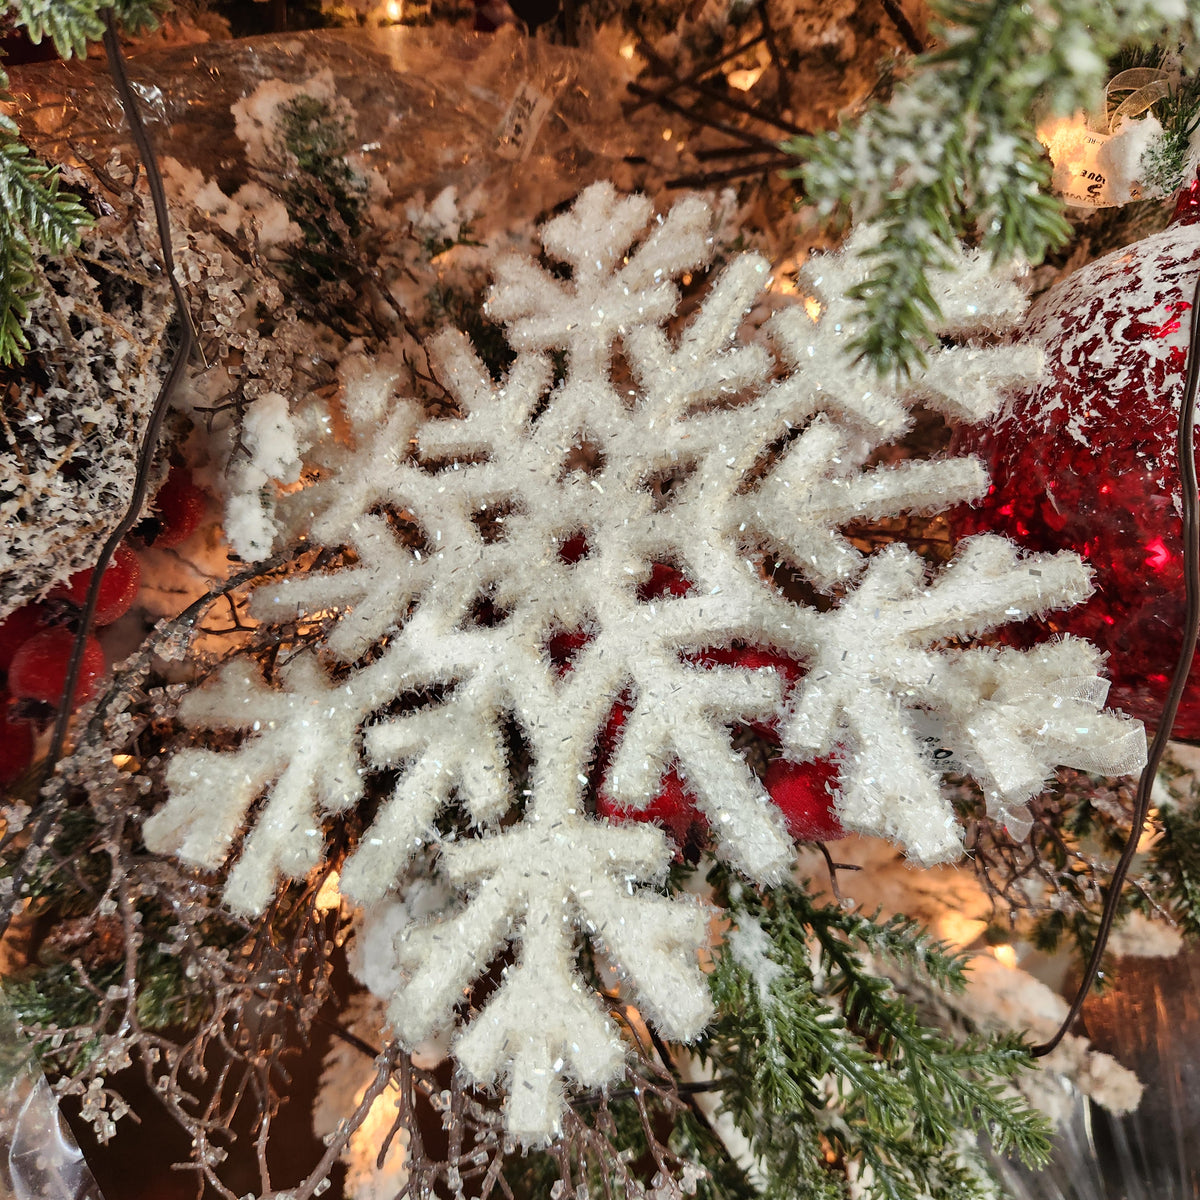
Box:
left=145, top=182, right=1145, bottom=1139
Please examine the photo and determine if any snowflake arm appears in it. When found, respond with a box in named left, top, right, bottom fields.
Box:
left=621, top=252, right=773, bottom=423
left=387, top=814, right=711, bottom=1142
left=742, top=413, right=989, bottom=589
left=338, top=685, right=513, bottom=903
left=251, top=512, right=427, bottom=660
left=908, top=342, right=1045, bottom=424
left=420, top=330, right=554, bottom=453
left=486, top=183, right=714, bottom=374
left=606, top=660, right=794, bottom=881
left=780, top=538, right=1103, bottom=863
left=145, top=655, right=363, bottom=913
left=943, top=638, right=1147, bottom=826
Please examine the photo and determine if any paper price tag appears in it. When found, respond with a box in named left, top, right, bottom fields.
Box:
left=1052, top=128, right=1139, bottom=209
left=497, top=83, right=551, bottom=162
left=908, top=710, right=969, bottom=775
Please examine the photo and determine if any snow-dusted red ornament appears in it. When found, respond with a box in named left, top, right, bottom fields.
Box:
left=956, top=196, right=1200, bottom=736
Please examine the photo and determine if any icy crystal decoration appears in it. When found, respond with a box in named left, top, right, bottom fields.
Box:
left=144, top=183, right=1145, bottom=1139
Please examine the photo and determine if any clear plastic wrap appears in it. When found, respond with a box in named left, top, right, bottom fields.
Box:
left=983, top=943, right=1200, bottom=1200
left=6, top=24, right=669, bottom=230
left=0, top=994, right=104, bottom=1200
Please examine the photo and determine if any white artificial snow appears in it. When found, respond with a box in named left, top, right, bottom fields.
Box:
left=727, top=916, right=784, bottom=1002
left=242, top=392, right=302, bottom=483
left=1099, top=115, right=1165, bottom=200
left=231, top=69, right=341, bottom=167
left=405, top=186, right=481, bottom=245
left=164, top=161, right=299, bottom=247
left=1105, top=909, right=1183, bottom=959
left=221, top=393, right=306, bottom=559
left=146, top=183, right=1146, bottom=1138
left=956, top=954, right=1143, bottom=1120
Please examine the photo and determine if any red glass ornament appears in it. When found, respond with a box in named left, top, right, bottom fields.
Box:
left=955, top=214, right=1200, bottom=735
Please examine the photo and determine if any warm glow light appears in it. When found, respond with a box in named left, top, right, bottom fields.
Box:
left=385, top=0, right=402, bottom=20
left=726, top=66, right=765, bottom=92
left=112, top=754, right=136, bottom=769
left=619, top=42, right=636, bottom=60
left=935, top=912, right=987, bottom=948
left=804, top=296, right=822, bottom=321
left=315, top=870, right=342, bottom=911
left=662, top=128, right=673, bottom=141
left=991, top=944, right=1017, bottom=969
left=1036, top=113, right=1091, bottom=165
left=1138, top=807, right=1160, bottom=853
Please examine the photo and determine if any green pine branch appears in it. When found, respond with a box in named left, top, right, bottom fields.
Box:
left=0, top=136, right=94, bottom=364
left=785, top=0, right=1200, bottom=377
left=0, top=233, right=38, bottom=362
left=10, top=0, right=105, bottom=58
left=0, top=137, right=92, bottom=250
left=697, top=871, right=1052, bottom=1199
left=9, top=0, right=164, bottom=57
left=0, top=0, right=166, bottom=364
left=1143, top=801, right=1200, bottom=939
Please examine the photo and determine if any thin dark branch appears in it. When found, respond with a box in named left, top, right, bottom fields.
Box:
left=628, top=30, right=766, bottom=112
left=881, top=0, right=926, bottom=55
left=626, top=82, right=782, bottom=153
left=667, top=157, right=795, bottom=189
left=683, top=74, right=809, bottom=137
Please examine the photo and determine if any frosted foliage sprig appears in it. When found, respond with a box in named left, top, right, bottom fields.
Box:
left=788, top=0, right=1200, bottom=374
left=144, top=183, right=1145, bottom=1139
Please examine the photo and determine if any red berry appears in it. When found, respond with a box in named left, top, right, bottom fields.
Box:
left=765, top=757, right=846, bottom=843
left=8, top=628, right=105, bottom=709
left=0, top=693, right=35, bottom=785
left=148, top=466, right=207, bottom=548
left=51, top=542, right=141, bottom=626
left=0, top=604, right=49, bottom=672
